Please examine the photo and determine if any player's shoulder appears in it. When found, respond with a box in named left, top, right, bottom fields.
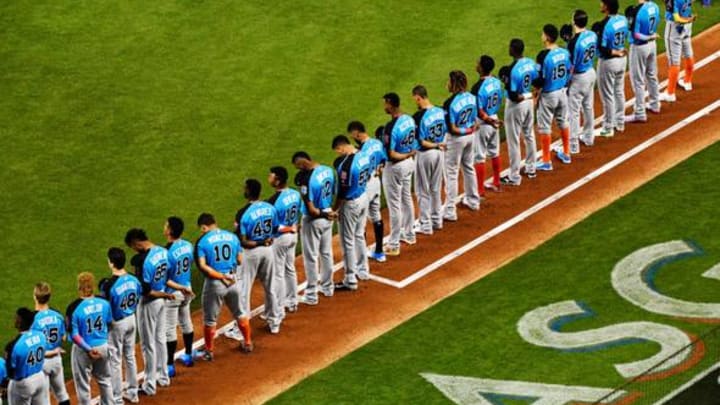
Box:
left=66, top=298, right=84, bottom=318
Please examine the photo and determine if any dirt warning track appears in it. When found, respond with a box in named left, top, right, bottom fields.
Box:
left=73, top=24, right=720, bottom=405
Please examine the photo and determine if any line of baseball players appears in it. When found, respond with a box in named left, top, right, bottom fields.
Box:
left=0, top=0, right=700, bottom=404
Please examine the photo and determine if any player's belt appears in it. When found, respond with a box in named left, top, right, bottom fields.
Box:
left=245, top=241, right=273, bottom=249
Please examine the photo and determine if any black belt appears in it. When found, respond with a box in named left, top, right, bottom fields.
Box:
left=633, top=38, right=655, bottom=46
left=390, top=156, right=410, bottom=163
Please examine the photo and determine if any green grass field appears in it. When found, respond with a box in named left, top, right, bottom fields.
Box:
left=1, top=0, right=719, bottom=346
left=268, top=141, right=720, bottom=404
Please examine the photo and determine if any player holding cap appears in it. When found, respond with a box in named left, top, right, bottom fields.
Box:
left=534, top=24, right=573, bottom=169
left=625, top=0, right=662, bottom=122
left=30, top=282, right=70, bottom=405
left=348, top=121, right=388, bottom=262
left=196, top=213, right=250, bottom=357
left=66, top=272, right=114, bottom=405
left=163, top=217, right=195, bottom=374
left=563, top=10, right=598, bottom=151
left=660, top=0, right=696, bottom=102
left=5, top=308, right=48, bottom=405
left=471, top=56, right=504, bottom=192
left=412, top=85, right=447, bottom=235
left=236, top=179, right=282, bottom=334
left=100, top=248, right=142, bottom=404
left=500, top=38, right=539, bottom=186
left=267, top=166, right=304, bottom=313
left=292, top=152, right=337, bottom=304
left=595, top=0, right=629, bottom=138
left=443, top=70, right=480, bottom=219
left=380, top=93, right=418, bottom=255
left=332, top=135, right=371, bottom=289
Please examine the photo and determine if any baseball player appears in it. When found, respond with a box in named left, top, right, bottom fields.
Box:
left=125, top=228, right=174, bottom=395
left=195, top=213, right=250, bottom=356
left=563, top=10, right=598, bottom=151
left=659, top=0, right=696, bottom=102
left=443, top=71, right=480, bottom=218
left=348, top=121, right=388, bottom=262
left=163, top=217, right=195, bottom=375
left=99, top=248, right=142, bottom=405
left=380, top=92, right=418, bottom=255
left=625, top=0, right=662, bottom=122
left=499, top=38, right=539, bottom=186
left=5, top=308, right=48, bottom=405
left=595, top=0, right=629, bottom=138
left=267, top=166, right=304, bottom=312
left=30, top=283, right=69, bottom=405
left=470, top=56, right=505, bottom=192
left=534, top=24, right=573, bottom=169
left=411, top=85, right=447, bottom=235
left=236, top=179, right=282, bottom=334
left=332, top=135, right=371, bottom=289
left=66, top=272, right=113, bottom=405
left=292, top=151, right=337, bottom=303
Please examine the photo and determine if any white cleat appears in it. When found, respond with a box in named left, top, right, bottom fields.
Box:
left=659, top=92, right=676, bottom=103
left=678, top=79, right=693, bottom=92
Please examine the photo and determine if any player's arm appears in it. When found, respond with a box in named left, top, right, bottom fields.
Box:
left=387, top=129, right=415, bottom=160
left=197, top=256, right=231, bottom=281
left=70, top=313, right=93, bottom=352
left=166, top=280, right=192, bottom=296
left=673, top=1, right=695, bottom=23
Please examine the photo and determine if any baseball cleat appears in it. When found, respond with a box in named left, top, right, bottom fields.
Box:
left=555, top=152, right=571, bottom=164
left=536, top=162, right=553, bottom=171
left=167, top=365, right=176, bottom=378
left=299, top=295, right=318, bottom=306
left=286, top=304, right=298, bottom=313
left=659, top=92, right=676, bottom=102
left=157, top=378, right=171, bottom=388
left=334, top=282, right=358, bottom=291
left=320, top=289, right=334, bottom=298
left=580, top=136, right=594, bottom=147
left=461, top=198, right=480, bottom=211
left=412, top=223, right=433, bottom=235
left=123, top=392, right=140, bottom=404
left=678, top=78, right=693, bottom=91
left=624, top=114, right=647, bottom=123
left=500, top=176, right=521, bottom=186
left=399, top=234, right=417, bottom=245
left=179, top=353, right=194, bottom=367
left=614, top=126, right=625, bottom=133
left=240, top=341, right=254, bottom=353
left=357, top=272, right=371, bottom=281
left=269, top=324, right=280, bottom=334
left=484, top=183, right=501, bottom=192
left=224, top=325, right=244, bottom=342
left=383, top=245, right=401, bottom=256
left=646, top=105, right=661, bottom=114
left=594, top=128, right=614, bottom=138
left=367, top=251, right=387, bottom=262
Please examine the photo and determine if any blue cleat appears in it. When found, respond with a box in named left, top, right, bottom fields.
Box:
left=555, top=151, right=571, bottom=164
left=167, top=365, right=176, bottom=378
left=536, top=162, right=553, bottom=172
left=367, top=251, right=387, bottom=263
left=180, top=353, right=194, bottom=367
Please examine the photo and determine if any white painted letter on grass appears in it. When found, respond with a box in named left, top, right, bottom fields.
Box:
left=421, top=373, right=627, bottom=404
left=517, top=300, right=692, bottom=379
left=611, top=240, right=720, bottom=320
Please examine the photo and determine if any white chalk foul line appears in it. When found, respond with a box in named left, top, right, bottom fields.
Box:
left=93, top=49, right=720, bottom=405
left=653, top=361, right=720, bottom=404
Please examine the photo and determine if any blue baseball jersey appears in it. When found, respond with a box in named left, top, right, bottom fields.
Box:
left=383, top=114, right=418, bottom=154
left=5, top=330, right=46, bottom=380
left=167, top=239, right=193, bottom=291
left=334, top=151, right=371, bottom=200
left=600, top=15, right=629, bottom=57
left=358, top=137, right=387, bottom=173
left=102, top=274, right=142, bottom=321
left=267, top=188, right=303, bottom=232
left=141, top=246, right=169, bottom=293
left=0, top=358, right=6, bottom=384
left=237, top=201, right=279, bottom=243
left=631, top=1, right=661, bottom=44
left=476, top=77, right=504, bottom=116
left=66, top=297, right=112, bottom=348
left=506, top=58, right=539, bottom=99
left=568, top=30, right=598, bottom=73
left=297, top=165, right=336, bottom=213
left=443, top=92, right=478, bottom=133
left=536, top=47, right=572, bottom=92
left=413, top=106, right=447, bottom=147
left=196, top=229, right=241, bottom=274
left=31, top=309, right=66, bottom=352
left=665, top=0, right=692, bottom=21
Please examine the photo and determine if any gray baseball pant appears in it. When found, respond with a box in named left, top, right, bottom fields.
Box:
left=568, top=69, right=597, bottom=146
left=301, top=216, right=334, bottom=301
left=475, top=121, right=500, bottom=161
left=71, top=344, right=113, bottom=405
left=165, top=291, right=193, bottom=341
left=598, top=56, right=628, bottom=131
left=665, top=21, right=693, bottom=66
left=537, top=90, right=569, bottom=134
left=338, top=193, right=369, bottom=284
left=240, top=246, right=281, bottom=328
left=382, top=158, right=415, bottom=248
left=202, top=278, right=242, bottom=326
left=108, top=315, right=138, bottom=405
left=7, top=373, right=48, bottom=405
left=630, top=42, right=660, bottom=119
left=415, top=149, right=444, bottom=232
left=366, top=175, right=382, bottom=223
left=272, top=232, right=298, bottom=310
left=137, top=298, right=168, bottom=394
left=504, top=98, right=537, bottom=183
left=445, top=134, right=479, bottom=216
left=42, top=354, right=69, bottom=403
